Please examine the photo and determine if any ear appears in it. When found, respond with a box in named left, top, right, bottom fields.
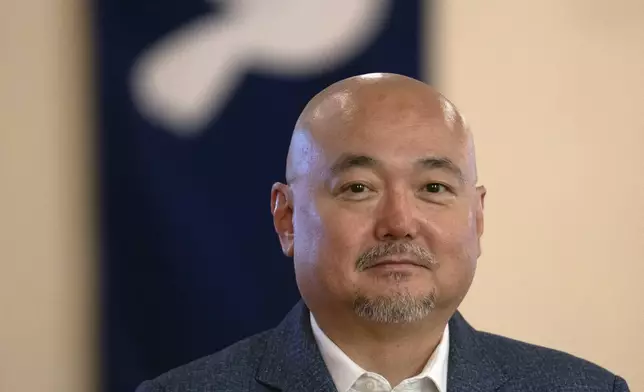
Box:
left=271, top=182, right=294, bottom=257
left=475, top=185, right=487, bottom=239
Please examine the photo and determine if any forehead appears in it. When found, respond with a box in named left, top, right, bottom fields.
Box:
left=310, top=91, right=470, bottom=169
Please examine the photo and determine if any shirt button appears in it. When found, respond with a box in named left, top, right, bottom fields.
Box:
left=366, top=380, right=376, bottom=390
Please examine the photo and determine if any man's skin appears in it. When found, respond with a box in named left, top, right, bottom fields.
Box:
left=270, top=73, right=486, bottom=387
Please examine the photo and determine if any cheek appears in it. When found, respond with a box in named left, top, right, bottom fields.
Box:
left=423, top=208, right=480, bottom=274
left=425, top=203, right=479, bottom=248
left=292, top=202, right=323, bottom=268
left=293, top=200, right=369, bottom=282
left=317, top=205, right=370, bottom=277
left=421, top=211, right=478, bottom=306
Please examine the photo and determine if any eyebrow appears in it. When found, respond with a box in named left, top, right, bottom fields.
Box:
left=416, top=157, right=466, bottom=184
left=329, top=154, right=380, bottom=175
left=329, top=153, right=466, bottom=184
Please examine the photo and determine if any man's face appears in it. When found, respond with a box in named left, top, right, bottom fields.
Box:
left=273, top=90, right=485, bottom=323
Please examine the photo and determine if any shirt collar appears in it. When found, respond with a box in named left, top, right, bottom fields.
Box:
left=310, top=313, right=450, bottom=392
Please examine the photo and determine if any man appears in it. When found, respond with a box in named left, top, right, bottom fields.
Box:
left=136, top=73, right=630, bottom=391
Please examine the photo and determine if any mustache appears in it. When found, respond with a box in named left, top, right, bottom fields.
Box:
left=355, top=242, right=436, bottom=271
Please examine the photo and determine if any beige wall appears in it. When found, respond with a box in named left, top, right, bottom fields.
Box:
left=0, top=0, right=95, bottom=392
left=434, top=1, right=644, bottom=389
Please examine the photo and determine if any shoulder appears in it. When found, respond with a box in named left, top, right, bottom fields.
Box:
left=476, top=330, right=625, bottom=390
left=136, top=330, right=272, bottom=392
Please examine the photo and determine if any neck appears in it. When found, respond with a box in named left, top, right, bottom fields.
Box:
left=313, top=308, right=450, bottom=387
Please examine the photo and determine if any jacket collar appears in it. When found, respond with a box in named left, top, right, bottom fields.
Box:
left=446, top=312, right=509, bottom=391
left=255, top=301, right=509, bottom=392
left=255, top=301, right=337, bottom=392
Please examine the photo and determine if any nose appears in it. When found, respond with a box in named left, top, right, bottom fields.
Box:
left=374, top=189, right=419, bottom=241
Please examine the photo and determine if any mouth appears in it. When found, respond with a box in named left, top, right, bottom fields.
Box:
left=369, top=257, right=429, bottom=270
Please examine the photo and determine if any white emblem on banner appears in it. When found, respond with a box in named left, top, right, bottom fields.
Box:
left=130, top=0, right=390, bottom=136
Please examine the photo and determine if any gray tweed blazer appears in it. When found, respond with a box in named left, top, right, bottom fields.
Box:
left=136, top=301, right=630, bottom=391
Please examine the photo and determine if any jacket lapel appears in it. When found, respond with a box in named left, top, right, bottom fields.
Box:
left=255, top=301, right=337, bottom=392
left=447, top=312, right=509, bottom=392
left=255, top=302, right=509, bottom=392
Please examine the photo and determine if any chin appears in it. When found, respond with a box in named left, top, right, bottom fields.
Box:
left=352, top=288, right=437, bottom=324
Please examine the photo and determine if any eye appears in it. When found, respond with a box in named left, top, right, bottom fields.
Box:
left=348, top=183, right=367, bottom=193
left=337, top=182, right=375, bottom=201
left=419, top=182, right=455, bottom=203
left=424, top=183, right=447, bottom=193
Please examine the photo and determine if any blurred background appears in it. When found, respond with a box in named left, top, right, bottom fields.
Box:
left=1, top=1, right=643, bottom=391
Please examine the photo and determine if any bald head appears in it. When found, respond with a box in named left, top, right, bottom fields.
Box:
left=286, top=73, right=476, bottom=184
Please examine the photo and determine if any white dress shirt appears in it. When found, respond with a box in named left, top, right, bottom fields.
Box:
left=310, top=314, right=450, bottom=392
